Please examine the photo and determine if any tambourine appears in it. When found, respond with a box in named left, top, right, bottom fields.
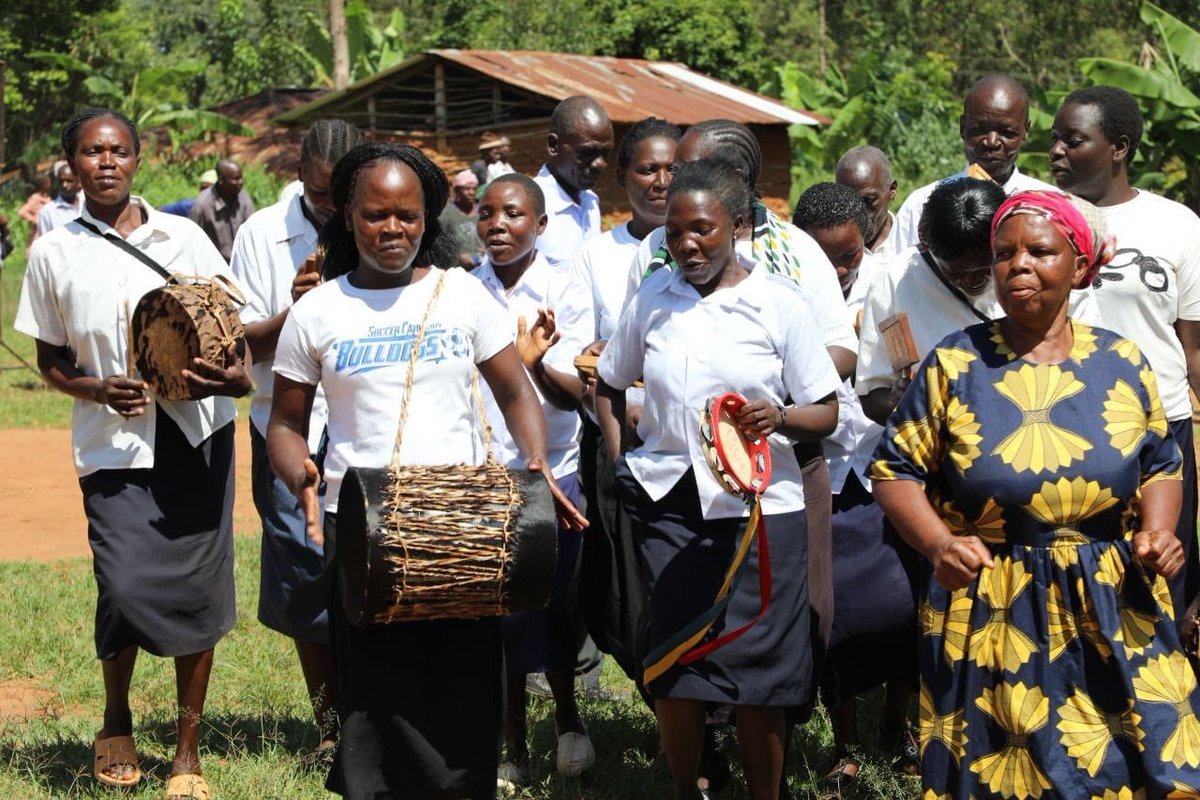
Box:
left=643, top=391, right=774, bottom=685
left=700, top=393, right=772, bottom=498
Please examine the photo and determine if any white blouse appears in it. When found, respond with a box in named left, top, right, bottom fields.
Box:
left=599, top=263, right=841, bottom=520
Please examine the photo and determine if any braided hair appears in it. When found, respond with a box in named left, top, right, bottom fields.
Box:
left=685, top=119, right=762, bottom=199
left=319, top=143, right=452, bottom=280
left=62, top=108, right=140, bottom=158
left=667, top=159, right=752, bottom=227
left=617, top=116, right=682, bottom=175
left=300, top=118, right=363, bottom=168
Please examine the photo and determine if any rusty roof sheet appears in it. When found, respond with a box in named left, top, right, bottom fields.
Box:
left=275, top=49, right=827, bottom=128
left=431, top=50, right=826, bottom=126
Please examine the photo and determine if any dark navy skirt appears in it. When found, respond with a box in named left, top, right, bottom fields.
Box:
left=615, top=459, right=811, bottom=707
left=79, top=409, right=236, bottom=660
left=819, top=471, right=918, bottom=707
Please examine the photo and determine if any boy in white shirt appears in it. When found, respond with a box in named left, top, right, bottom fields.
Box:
left=470, top=174, right=597, bottom=783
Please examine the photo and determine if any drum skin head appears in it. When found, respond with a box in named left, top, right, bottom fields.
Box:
left=701, top=393, right=772, bottom=498
left=336, top=465, right=559, bottom=626
left=131, top=285, right=245, bottom=401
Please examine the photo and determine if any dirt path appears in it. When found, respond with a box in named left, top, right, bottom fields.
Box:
left=0, top=426, right=258, bottom=561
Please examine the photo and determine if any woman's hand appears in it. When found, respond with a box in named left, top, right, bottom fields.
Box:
left=183, top=341, right=253, bottom=398
left=529, top=455, right=588, bottom=532
left=516, top=309, right=560, bottom=369
left=1134, top=528, right=1185, bottom=580
left=930, top=534, right=993, bottom=591
left=736, top=399, right=785, bottom=438
left=95, top=375, right=151, bottom=417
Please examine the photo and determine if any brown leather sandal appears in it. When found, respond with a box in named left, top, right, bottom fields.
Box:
left=820, top=747, right=863, bottom=799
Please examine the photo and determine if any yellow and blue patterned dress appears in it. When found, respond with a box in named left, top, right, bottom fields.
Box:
left=870, top=320, right=1200, bottom=799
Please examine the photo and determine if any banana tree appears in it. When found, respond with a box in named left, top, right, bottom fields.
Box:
left=28, top=51, right=253, bottom=149
left=298, top=0, right=407, bottom=88
left=1079, top=1, right=1200, bottom=209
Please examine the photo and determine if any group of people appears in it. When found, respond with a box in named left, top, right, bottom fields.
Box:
left=10, top=67, right=1200, bottom=800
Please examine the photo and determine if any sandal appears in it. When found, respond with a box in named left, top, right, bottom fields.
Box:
left=820, top=746, right=863, bottom=799
left=94, top=733, right=141, bottom=788
left=166, top=773, right=211, bottom=800
left=888, top=721, right=921, bottom=776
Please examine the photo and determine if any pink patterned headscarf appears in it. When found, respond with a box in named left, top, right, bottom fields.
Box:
left=991, top=190, right=1116, bottom=285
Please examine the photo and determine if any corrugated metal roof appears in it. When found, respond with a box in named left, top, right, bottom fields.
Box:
left=432, top=50, right=826, bottom=126
left=275, top=50, right=827, bottom=128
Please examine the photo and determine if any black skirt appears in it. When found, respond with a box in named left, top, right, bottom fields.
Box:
left=324, top=513, right=503, bottom=800
left=616, top=460, right=812, bottom=707
left=819, top=472, right=918, bottom=707
left=79, top=408, right=237, bottom=659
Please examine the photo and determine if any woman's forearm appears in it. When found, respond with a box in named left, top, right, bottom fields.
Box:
left=1139, top=477, right=1182, bottom=534
left=35, top=340, right=102, bottom=402
left=528, top=361, right=585, bottom=412
left=595, top=379, right=626, bottom=462
left=872, top=479, right=954, bottom=562
left=779, top=394, right=838, bottom=442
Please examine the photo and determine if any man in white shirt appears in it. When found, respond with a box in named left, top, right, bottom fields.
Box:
left=229, top=118, right=362, bottom=751
left=533, top=96, right=613, bottom=270
left=893, top=74, right=1055, bottom=251
left=36, top=162, right=82, bottom=236
left=835, top=145, right=901, bottom=265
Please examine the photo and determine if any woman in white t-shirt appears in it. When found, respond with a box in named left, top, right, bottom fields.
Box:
left=268, top=142, right=585, bottom=799
left=15, top=108, right=251, bottom=800
left=1050, top=85, right=1200, bottom=622
left=597, top=159, right=841, bottom=799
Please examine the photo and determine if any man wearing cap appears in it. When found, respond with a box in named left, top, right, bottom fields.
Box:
left=440, top=169, right=485, bottom=269
left=36, top=162, right=83, bottom=236
left=533, top=96, right=613, bottom=270
left=190, top=159, right=257, bottom=262
left=160, top=169, right=217, bottom=218
left=471, top=132, right=516, bottom=186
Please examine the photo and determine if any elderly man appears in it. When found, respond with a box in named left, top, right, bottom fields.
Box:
left=893, top=74, right=1054, bottom=251
left=533, top=97, right=614, bottom=270
left=439, top=169, right=484, bottom=269
left=835, top=145, right=901, bottom=263
left=190, top=159, right=256, bottom=262
left=36, top=162, right=83, bottom=237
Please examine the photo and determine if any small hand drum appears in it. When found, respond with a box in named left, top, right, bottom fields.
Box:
left=700, top=393, right=772, bottom=498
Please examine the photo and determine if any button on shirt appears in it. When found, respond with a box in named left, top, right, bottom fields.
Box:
left=472, top=253, right=592, bottom=478
left=15, top=197, right=238, bottom=476
left=229, top=193, right=328, bottom=452
left=189, top=187, right=257, bottom=262
left=893, top=167, right=1056, bottom=252
left=533, top=165, right=601, bottom=270
left=599, top=264, right=841, bottom=520
left=36, top=194, right=83, bottom=237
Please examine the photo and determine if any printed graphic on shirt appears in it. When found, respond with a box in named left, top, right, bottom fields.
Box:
left=1094, top=248, right=1170, bottom=294
left=333, top=322, right=471, bottom=375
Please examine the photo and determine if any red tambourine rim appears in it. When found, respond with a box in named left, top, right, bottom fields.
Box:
left=702, top=392, right=772, bottom=497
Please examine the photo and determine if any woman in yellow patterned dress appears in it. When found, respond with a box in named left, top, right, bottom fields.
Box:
left=871, top=190, right=1200, bottom=798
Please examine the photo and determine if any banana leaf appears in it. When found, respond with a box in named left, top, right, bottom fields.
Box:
left=1141, top=2, right=1200, bottom=74
left=1079, top=58, right=1200, bottom=109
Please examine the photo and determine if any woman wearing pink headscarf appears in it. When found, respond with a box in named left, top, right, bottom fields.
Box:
left=871, top=190, right=1200, bottom=797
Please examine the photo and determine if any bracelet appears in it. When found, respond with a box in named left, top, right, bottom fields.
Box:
left=775, top=403, right=787, bottom=429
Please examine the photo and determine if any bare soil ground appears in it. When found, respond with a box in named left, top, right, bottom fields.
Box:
left=0, top=426, right=258, bottom=561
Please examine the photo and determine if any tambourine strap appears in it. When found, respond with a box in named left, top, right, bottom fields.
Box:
left=641, top=499, right=773, bottom=685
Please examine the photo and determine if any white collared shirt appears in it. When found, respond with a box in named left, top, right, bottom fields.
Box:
left=533, top=164, right=601, bottom=270
left=472, top=253, right=593, bottom=478
left=36, top=194, right=83, bottom=237
left=229, top=193, right=327, bottom=451
left=864, top=211, right=903, bottom=262
left=625, top=224, right=858, bottom=357
left=856, top=246, right=1103, bottom=396
left=825, top=257, right=885, bottom=494
left=571, top=221, right=640, bottom=341
left=15, top=197, right=238, bottom=476
left=893, top=166, right=1056, bottom=252
left=599, top=264, right=841, bottom=520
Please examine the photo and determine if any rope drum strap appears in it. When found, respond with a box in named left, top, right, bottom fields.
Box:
left=642, top=392, right=774, bottom=686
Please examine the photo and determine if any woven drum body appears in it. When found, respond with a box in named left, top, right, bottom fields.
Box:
left=336, top=463, right=559, bottom=625
left=131, top=282, right=245, bottom=401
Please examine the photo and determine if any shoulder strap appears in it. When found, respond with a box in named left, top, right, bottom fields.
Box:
left=919, top=247, right=991, bottom=324
left=75, top=217, right=174, bottom=283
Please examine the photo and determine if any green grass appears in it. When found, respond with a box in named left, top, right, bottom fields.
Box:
left=0, top=536, right=921, bottom=799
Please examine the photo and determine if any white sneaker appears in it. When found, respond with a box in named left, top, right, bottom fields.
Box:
left=556, top=730, right=595, bottom=777
left=497, top=760, right=527, bottom=793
